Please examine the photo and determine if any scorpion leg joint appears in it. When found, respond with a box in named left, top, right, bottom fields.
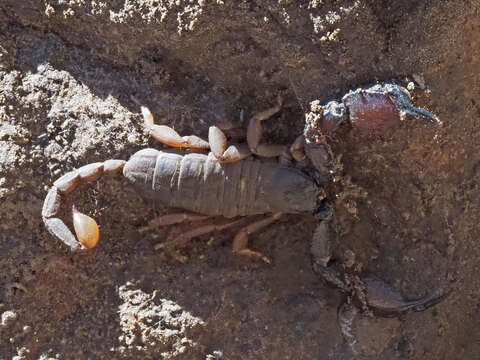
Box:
left=232, top=213, right=282, bottom=264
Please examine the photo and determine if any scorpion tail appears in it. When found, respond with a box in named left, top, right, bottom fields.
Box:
left=42, top=159, right=126, bottom=252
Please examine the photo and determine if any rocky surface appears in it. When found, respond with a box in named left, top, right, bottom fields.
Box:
left=0, top=1, right=479, bottom=359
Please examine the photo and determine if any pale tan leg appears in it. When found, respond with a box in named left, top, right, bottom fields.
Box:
left=246, top=96, right=288, bottom=158
left=232, top=213, right=283, bottom=264
left=208, top=126, right=252, bottom=163
left=221, top=143, right=252, bottom=163
left=154, top=218, right=245, bottom=251
left=139, top=212, right=210, bottom=232
left=142, top=106, right=210, bottom=149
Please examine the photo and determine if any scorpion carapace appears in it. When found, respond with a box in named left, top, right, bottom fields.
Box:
left=42, top=83, right=446, bottom=318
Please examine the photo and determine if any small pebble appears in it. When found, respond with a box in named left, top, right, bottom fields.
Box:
left=23, top=325, right=32, bottom=334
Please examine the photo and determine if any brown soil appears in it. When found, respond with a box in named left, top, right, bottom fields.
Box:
left=0, top=1, right=479, bottom=359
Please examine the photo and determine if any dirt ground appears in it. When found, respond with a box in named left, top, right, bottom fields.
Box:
left=0, top=1, right=479, bottom=359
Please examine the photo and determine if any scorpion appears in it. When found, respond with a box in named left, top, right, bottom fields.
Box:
left=42, top=83, right=448, bottom=321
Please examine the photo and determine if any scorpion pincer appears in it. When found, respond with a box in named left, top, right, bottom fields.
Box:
left=42, top=83, right=447, bottom=317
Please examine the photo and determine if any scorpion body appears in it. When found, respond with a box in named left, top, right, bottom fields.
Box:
left=43, top=83, right=448, bottom=324
left=124, top=148, right=319, bottom=218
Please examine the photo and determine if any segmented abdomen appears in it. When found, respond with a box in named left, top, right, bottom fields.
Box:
left=123, top=148, right=318, bottom=217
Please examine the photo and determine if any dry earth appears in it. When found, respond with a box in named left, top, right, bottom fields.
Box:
left=0, top=1, right=479, bottom=359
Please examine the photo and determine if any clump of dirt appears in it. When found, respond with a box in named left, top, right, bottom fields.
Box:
left=117, top=282, right=205, bottom=358
left=0, top=0, right=479, bottom=359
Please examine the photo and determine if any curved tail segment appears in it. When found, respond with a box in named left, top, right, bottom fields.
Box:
left=42, top=159, right=126, bottom=252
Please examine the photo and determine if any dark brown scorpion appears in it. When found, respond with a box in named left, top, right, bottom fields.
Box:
left=42, top=83, right=447, bottom=319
